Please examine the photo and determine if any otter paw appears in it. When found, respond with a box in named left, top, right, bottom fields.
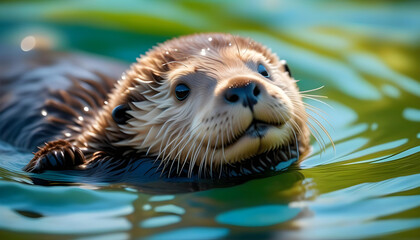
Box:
left=23, top=140, right=85, bottom=173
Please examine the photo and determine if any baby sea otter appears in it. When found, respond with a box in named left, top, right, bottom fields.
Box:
left=0, top=33, right=311, bottom=180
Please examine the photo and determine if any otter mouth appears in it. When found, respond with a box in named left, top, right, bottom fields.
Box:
left=221, top=119, right=281, bottom=149
left=244, top=119, right=271, bottom=138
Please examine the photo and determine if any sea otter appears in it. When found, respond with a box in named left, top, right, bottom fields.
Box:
left=0, top=33, right=310, bottom=181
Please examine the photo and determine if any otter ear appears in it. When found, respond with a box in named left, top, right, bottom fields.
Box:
left=280, top=60, right=292, bottom=78
left=112, top=104, right=131, bottom=124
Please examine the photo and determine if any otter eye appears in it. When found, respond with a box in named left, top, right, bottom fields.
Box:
left=175, top=84, right=190, bottom=101
left=112, top=104, right=131, bottom=124
left=258, top=64, right=269, bottom=78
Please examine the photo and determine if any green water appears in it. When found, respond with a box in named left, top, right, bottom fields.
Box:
left=0, top=0, right=420, bottom=239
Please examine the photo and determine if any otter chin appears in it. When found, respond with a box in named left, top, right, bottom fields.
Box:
left=9, top=33, right=311, bottom=179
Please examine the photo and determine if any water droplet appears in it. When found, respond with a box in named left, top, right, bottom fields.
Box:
left=41, top=109, right=47, bottom=116
left=208, top=37, right=213, bottom=42
left=64, top=132, right=72, bottom=137
left=200, top=49, right=206, bottom=56
left=104, top=101, right=108, bottom=105
left=78, top=116, right=84, bottom=121
left=83, top=107, right=89, bottom=112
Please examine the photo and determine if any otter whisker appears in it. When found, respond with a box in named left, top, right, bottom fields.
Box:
left=241, top=40, right=252, bottom=56
left=299, top=85, right=325, bottom=93
left=208, top=133, right=220, bottom=178
left=306, top=119, right=327, bottom=152
left=156, top=120, right=179, bottom=160
left=228, top=116, right=237, bottom=145
left=162, top=60, right=189, bottom=68
left=198, top=128, right=213, bottom=178
left=189, top=130, right=208, bottom=178
left=146, top=119, right=175, bottom=156
left=302, top=102, right=329, bottom=116
left=157, top=123, right=187, bottom=163
left=162, top=124, right=198, bottom=162
left=307, top=114, right=335, bottom=151
left=301, top=96, right=333, bottom=109
left=291, top=129, right=300, bottom=161
left=156, top=123, right=185, bottom=163
left=301, top=94, right=328, bottom=99
left=303, top=106, right=334, bottom=130
left=166, top=124, right=197, bottom=177
left=172, top=123, right=204, bottom=172
left=178, top=126, right=205, bottom=175
left=289, top=118, right=304, bottom=138
left=225, top=119, right=232, bottom=144
left=174, top=133, right=196, bottom=174
left=286, top=90, right=334, bottom=152
left=289, top=110, right=325, bottom=153
left=232, top=35, right=242, bottom=58
left=220, top=128, right=227, bottom=166
left=288, top=96, right=333, bottom=131
left=158, top=114, right=195, bottom=159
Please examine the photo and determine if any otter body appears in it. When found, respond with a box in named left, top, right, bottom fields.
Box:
left=0, top=34, right=310, bottom=182
left=0, top=49, right=127, bottom=150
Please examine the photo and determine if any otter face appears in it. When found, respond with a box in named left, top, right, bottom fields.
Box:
left=111, top=33, right=309, bottom=177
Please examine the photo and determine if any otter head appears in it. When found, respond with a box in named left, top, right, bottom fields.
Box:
left=97, top=33, right=310, bottom=178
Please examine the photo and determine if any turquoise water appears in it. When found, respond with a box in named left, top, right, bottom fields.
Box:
left=0, top=0, right=420, bottom=239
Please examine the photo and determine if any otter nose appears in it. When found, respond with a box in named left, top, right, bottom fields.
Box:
left=224, top=82, right=261, bottom=110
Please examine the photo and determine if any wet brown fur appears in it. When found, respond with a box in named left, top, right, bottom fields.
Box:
left=21, top=33, right=311, bottom=175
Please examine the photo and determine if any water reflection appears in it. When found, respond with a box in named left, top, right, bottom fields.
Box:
left=140, top=215, right=181, bottom=228
left=286, top=174, right=420, bottom=239
left=0, top=181, right=137, bottom=234
left=146, top=227, right=230, bottom=240
left=76, top=233, right=129, bottom=240
left=403, top=108, right=420, bottom=122
left=216, top=205, right=301, bottom=227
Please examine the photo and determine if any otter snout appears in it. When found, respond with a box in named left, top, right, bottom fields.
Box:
left=223, top=81, right=262, bottom=110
